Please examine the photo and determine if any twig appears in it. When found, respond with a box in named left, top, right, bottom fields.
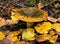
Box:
left=44, top=0, right=56, bottom=6
left=41, top=0, right=57, bottom=8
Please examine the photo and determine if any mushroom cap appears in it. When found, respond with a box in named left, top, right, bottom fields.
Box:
left=11, top=8, right=48, bottom=22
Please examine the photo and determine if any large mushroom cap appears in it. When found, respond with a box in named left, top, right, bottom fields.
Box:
left=11, top=8, right=48, bottom=22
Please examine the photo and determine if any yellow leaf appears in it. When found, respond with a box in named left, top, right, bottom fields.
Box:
left=36, top=34, right=50, bottom=42
left=0, top=32, right=5, bottom=40
left=35, top=22, right=52, bottom=34
left=49, top=35, right=58, bottom=43
left=22, top=28, right=35, bottom=40
left=52, top=23, right=60, bottom=32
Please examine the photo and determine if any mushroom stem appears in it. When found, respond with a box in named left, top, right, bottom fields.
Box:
left=27, top=22, right=34, bottom=28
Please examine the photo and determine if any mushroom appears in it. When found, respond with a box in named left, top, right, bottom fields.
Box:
left=11, top=8, right=48, bottom=22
